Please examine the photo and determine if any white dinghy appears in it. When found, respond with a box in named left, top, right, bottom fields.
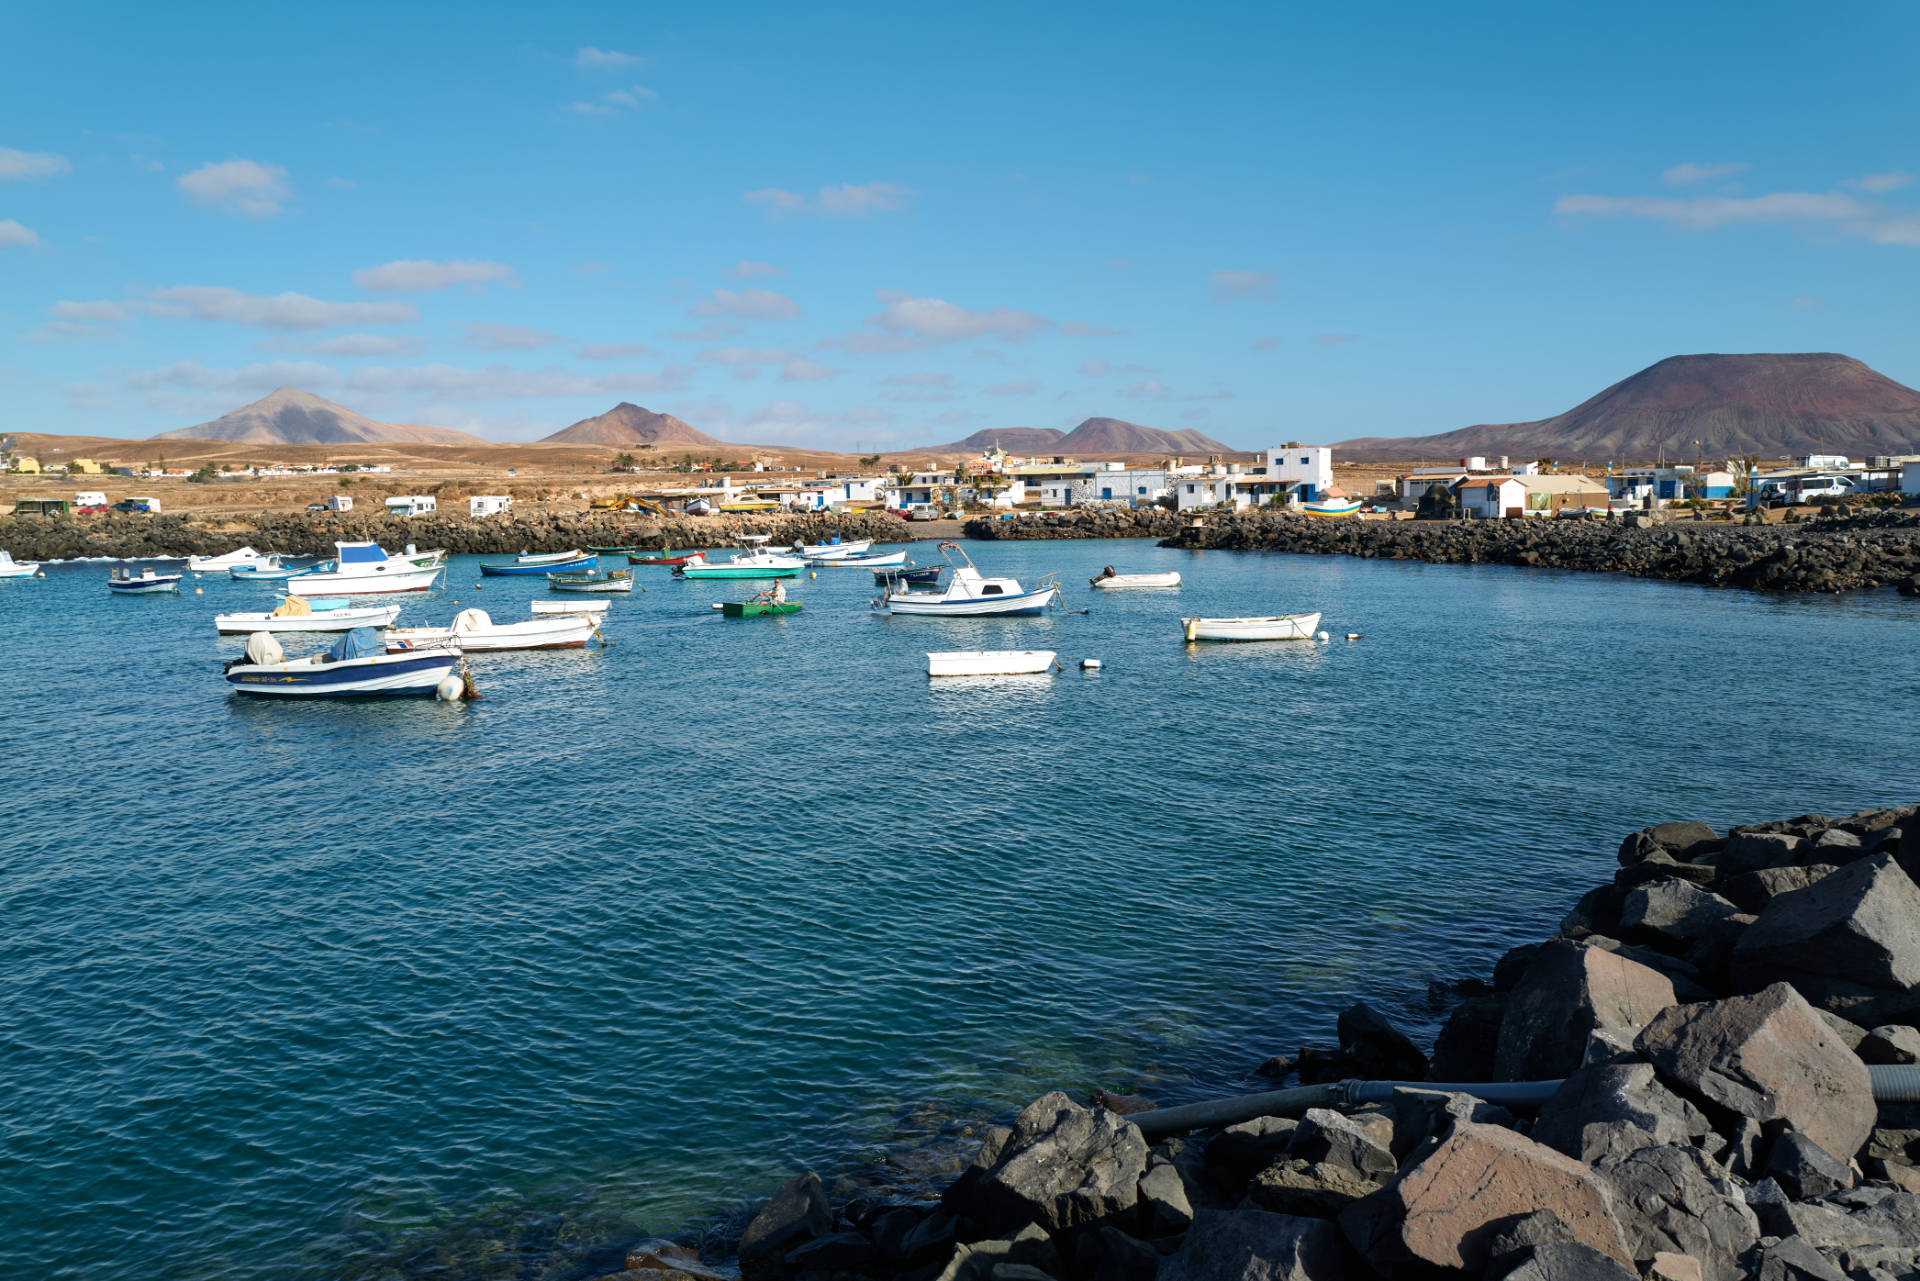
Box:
left=188, top=546, right=278, bottom=573
left=1180, top=612, right=1323, bottom=642
left=927, top=650, right=1058, bottom=676
left=216, top=594, right=402, bottom=634
left=1090, top=568, right=1182, bottom=589
left=0, top=550, right=42, bottom=578
left=384, top=608, right=598, bottom=652
left=530, top=599, right=610, bottom=616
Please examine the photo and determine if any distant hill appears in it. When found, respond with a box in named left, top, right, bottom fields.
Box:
left=938, top=427, right=1068, bottom=453
left=1054, top=416, right=1232, bottom=455
left=540, top=402, right=720, bottom=447
left=155, top=388, right=483, bottom=445
left=1336, top=353, right=1920, bottom=462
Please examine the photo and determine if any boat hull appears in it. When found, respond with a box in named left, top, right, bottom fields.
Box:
left=1302, top=501, right=1362, bottom=517
left=927, top=649, right=1056, bottom=676
left=1091, top=572, right=1182, bottom=589
left=547, top=577, right=634, bottom=593
left=677, top=564, right=801, bottom=580
left=480, top=555, right=597, bottom=576
left=226, top=651, right=459, bottom=697
left=0, top=565, right=41, bottom=578
left=876, top=565, right=942, bottom=584
left=628, top=553, right=697, bottom=566
left=721, top=601, right=803, bottom=618
left=884, top=586, right=1057, bottom=616
left=531, top=599, right=610, bottom=615
left=816, top=551, right=907, bottom=568
left=386, top=619, right=595, bottom=651
left=109, top=576, right=181, bottom=595
left=216, top=604, right=402, bottom=634
left=1181, top=612, right=1323, bottom=642
left=230, top=565, right=311, bottom=581
left=277, top=565, right=443, bottom=595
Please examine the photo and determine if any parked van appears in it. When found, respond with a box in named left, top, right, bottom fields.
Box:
left=74, top=490, right=107, bottom=510
left=384, top=495, right=436, bottom=518
left=469, top=495, right=512, bottom=518
left=1795, top=475, right=1859, bottom=502
left=327, top=494, right=353, bottom=512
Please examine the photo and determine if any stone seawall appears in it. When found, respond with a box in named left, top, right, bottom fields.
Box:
left=645, top=804, right=1920, bottom=1281
left=0, top=509, right=911, bottom=562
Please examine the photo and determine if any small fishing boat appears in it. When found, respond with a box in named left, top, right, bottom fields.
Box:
left=1090, top=568, right=1183, bottom=589
left=231, top=560, right=315, bottom=581
left=721, top=600, right=803, bottom=618
left=585, top=544, right=640, bottom=554
left=927, top=650, right=1057, bottom=676
left=0, top=550, right=41, bottom=578
left=276, top=542, right=443, bottom=595
left=479, top=550, right=596, bottom=576
left=224, top=628, right=462, bottom=698
left=791, top=537, right=874, bottom=559
left=531, top=599, right=610, bottom=616
left=875, top=564, right=942, bottom=586
left=385, top=608, right=599, bottom=651
left=1180, top=612, right=1323, bottom=642
left=876, top=543, right=1057, bottom=617
left=677, top=551, right=804, bottom=580
left=814, top=550, right=908, bottom=568
left=108, top=567, right=181, bottom=595
left=629, top=551, right=703, bottom=567
left=188, top=546, right=280, bottom=573
left=1301, top=498, right=1362, bottom=517
left=216, top=595, right=402, bottom=634
left=548, top=569, right=635, bottom=593
left=683, top=497, right=713, bottom=516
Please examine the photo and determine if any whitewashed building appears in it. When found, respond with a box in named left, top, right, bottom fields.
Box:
left=385, top=495, right=437, bottom=517
left=1257, top=447, right=1334, bottom=501
left=469, top=495, right=512, bottom=517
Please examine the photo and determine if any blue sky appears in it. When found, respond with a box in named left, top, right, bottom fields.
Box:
left=3, top=1, right=1917, bottom=449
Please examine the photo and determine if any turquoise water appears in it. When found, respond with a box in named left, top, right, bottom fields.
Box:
left=2, top=538, right=1917, bottom=1279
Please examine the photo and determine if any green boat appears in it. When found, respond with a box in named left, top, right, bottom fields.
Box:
left=721, top=600, right=803, bottom=618
left=677, top=562, right=801, bottom=580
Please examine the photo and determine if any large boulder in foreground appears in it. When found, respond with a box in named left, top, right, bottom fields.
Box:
left=738, top=1171, right=832, bottom=1281
left=1160, top=1208, right=1353, bottom=1280
left=1732, top=852, right=1920, bottom=1019
left=949, top=1090, right=1148, bottom=1233
left=1495, top=941, right=1677, bottom=1080
left=1338, top=1121, right=1631, bottom=1275
left=1635, top=983, right=1874, bottom=1159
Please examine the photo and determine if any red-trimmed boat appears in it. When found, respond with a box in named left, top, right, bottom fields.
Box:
left=628, top=551, right=705, bottom=567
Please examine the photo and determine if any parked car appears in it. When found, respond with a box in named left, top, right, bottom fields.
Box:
left=111, top=497, right=160, bottom=514
left=76, top=504, right=108, bottom=515
left=306, top=502, right=328, bottom=513
left=907, top=505, right=941, bottom=522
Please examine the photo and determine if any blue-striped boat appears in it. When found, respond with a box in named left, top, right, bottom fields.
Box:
left=478, top=550, right=597, bottom=576
left=223, top=628, right=461, bottom=698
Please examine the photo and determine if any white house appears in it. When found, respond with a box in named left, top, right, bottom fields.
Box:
left=1258, top=447, right=1333, bottom=501
left=469, top=495, right=512, bottom=517
left=385, top=495, right=437, bottom=517
left=1456, top=477, right=1527, bottom=519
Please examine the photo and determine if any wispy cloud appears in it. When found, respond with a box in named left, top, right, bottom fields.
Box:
left=1555, top=190, right=1868, bottom=229
left=150, top=285, right=417, bottom=330
left=698, top=347, right=792, bottom=366
left=258, top=333, right=430, bottom=357
left=827, top=290, right=1050, bottom=354
left=177, top=159, right=290, bottom=217
left=578, top=341, right=652, bottom=360
left=127, top=359, right=340, bottom=393
left=352, top=259, right=516, bottom=291
left=0, top=147, right=70, bottom=182
left=457, top=321, right=567, bottom=351
left=879, top=371, right=956, bottom=402
left=570, top=85, right=657, bottom=116
left=575, top=46, right=643, bottom=70
left=987, top=380, right=1041, bottom=396
left=729, top=260, right=785, bottom=278
left=27, top=320, right=114, bottom=343
left=1662, top=161, right=1749, bottom=186
left=325, top=176, right=357, bottom=190
left=1849, top=171, right=1915, bottom=194
left=1315, top=333, right=1360, bottom=345
left=743, top=181, right=914, bottom=219
left=689, top=288, right=802, bottom=321
left=780, top=358, right=837, bottom=382
left=1062, top=321, right=1120, bottom=337
left=53, top=300, right=128, bottom=322
left=1123, top=378, right=1234, bottom=402
left=1251, top=336, right=1282, bottom=351
left=1079, top=359, right=1110, bottom=376
left=1210, top=269, right=1276, bottom=302
left=344, top=362, right=691, bottom=401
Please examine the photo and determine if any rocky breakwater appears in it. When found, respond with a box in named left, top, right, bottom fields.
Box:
left=603, top=804, right=1920, bottom=1281
left=0, top=509, right=910, bottom=562
left=964, top=509, right=1189, bottom=542
left=1163, top=512, right=1920, bottom=593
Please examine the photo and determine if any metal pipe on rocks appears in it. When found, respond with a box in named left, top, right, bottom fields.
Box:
left=1129, top=1066, right=1920, bottom=1140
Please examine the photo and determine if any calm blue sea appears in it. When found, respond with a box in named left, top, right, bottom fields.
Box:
left=2, top=538, right=1916, bottom=1279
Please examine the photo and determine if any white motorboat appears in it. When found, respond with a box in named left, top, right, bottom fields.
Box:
left=814, top=550, right=908, bottom=568
left=0, top=550, right=41, bottom=578
left=1090, top=570, right=1182, bottom=589
left=530, top=599, right=610, bottom=616
left=108, top=567, right=181, bottom=595
left=504, top=549, right=586, bottom=566
left=877, top=543, right=1057, bottom=616
left=927, top=649, right=1058, bottom=676
left=792, top=538, right=874, bottom=559
left=188, top=546, right=279, bottom=573
left=1180, top=612, right=1323, bottom=642
left=273, top=542, right=443, bottom=595
left=216, top=595, right=402, bottom=634
left=224, top=628, right=462, bottom=698
left=384, top=608, right=598, bottom=652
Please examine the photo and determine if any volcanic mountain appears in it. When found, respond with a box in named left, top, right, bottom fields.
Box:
left=1053, top=416, right=1233, bottom=455
left=936, top=427, right=1069, bottom=453
left=540, top=402, right=720, bottom=447
left=156, top=388, right=484, bottom=445
left=1336, top=354, right=1920, bottom=462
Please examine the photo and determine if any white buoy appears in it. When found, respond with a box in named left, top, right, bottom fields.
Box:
left=435, top=675, right=464, bottom=701
left=1316, top=630, right=1330, bottom=642
left=1346, top=633, right=1362, bottom=641
left=194, top=586, right=204, bottom=595
left=711, top=602, right=724, bottom=610
left=1081, top=658, right=1103, bottom=669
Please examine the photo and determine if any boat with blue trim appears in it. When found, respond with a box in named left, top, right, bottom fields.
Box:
left=108, top=567, right=182, bottom=595
left=479, top=550, right=597, bottom=576
left=875, top=543, right=1057, bottom=616
left=223, top=628, right=462, bottom=698
left=269, top=542, right=443, bottom=595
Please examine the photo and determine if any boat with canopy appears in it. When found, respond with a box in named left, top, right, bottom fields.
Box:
left=223, top=628, right=462, bottom=698
left=216, top=595, right=402, bottom=634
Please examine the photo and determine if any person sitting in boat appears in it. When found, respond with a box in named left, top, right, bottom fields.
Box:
left=1097, top=565, right=1117, bottom=581
left=771, top=580, right=787, bottom=605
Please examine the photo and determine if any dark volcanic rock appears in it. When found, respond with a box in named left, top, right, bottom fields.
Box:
left=1532, top=1062, right=1713, bottom=1165
left=1336, top=1002, right=1428, bottom=1080
left=1732, top=852, right=1920, bottom=1021
left=739, top=1171, right=832, bottom=1280
left=1764, top=1129, right=1856, bottom=1200
left=949, top=1091, right=1148, bottom=1233
left=1593, top=1143, right=1759, bottom=1281
left=1495, top=941, right=1677, bottom=1080
left=1160, top=1207, right=1353, bottom=1281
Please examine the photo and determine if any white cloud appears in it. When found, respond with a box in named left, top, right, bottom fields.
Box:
left=343, top=361, right=692, bottom=401
left=743, top=181, right=914, bottom=218
left=176, top=159, right=291, bottom=217
left=325, top=176, right=357, bottom=189
left=261, top=333, right=431, bottom=357
left=149, top=285, right=418, bottom=330
left=729, top=260, right=785, bottom=278
left=720, top=399, right=898, bottom=447
left=879, top=371, right=955, bottom=402
left=1554, top=190, right=1868, bottom=229
left=0, top=147, right=71, bottom=182
left=1123, top=379, right=1234, bottom=402
left=1079, top=359, right=1110, bottom=376
left=578, top=341, right=653, bottom=360
left=53, top=300, right=129, bottom=322
left=1062, top=321, right=1120, bottom=337
left=1314, top=333, right=1360, bottom=345
left=689, top=287, right=802, bottom=321
left=1662, top=161, right=1750, bottom=186
left=671, top=321, right=745, bottom=342
left=65, top=382, right=116, bottom=410
left=1849, top=171, right=1916, bottom=194
left=570, top=85, right=657, bottom=116
left=0, top=218, right=41, bottom=247
left=832, top=290, right=1049, bottom=353
left=988, top=380, right=1041, bottom=396
left=780, top=358, right=837, bottom=382
left=1210, top=269, right=1275, bottom=302
left=126, top=359, right=339, bottom=392
left=27, top=320, right=115, bottom=343
left=1251, top=336, right=1282, bottom=351
left=576, top=46, right=643, bottom=70
left=699, top=347, right=793, bottom=365
left=457, top=321, right=567, bottom=350
left=352, top=259, right=516, bottom=291
left=1867, top=219, right=1920, bottom=246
